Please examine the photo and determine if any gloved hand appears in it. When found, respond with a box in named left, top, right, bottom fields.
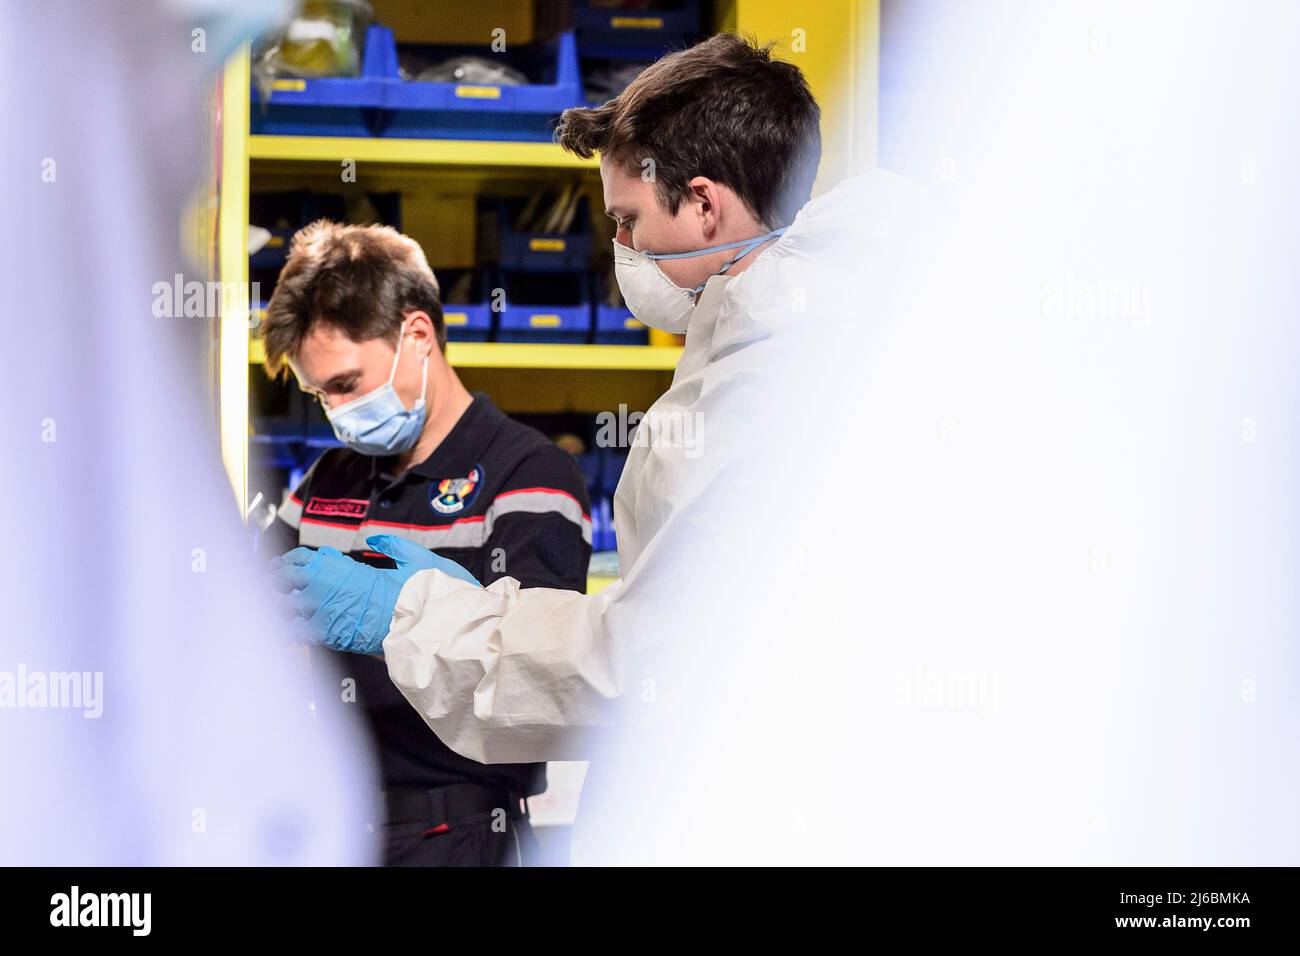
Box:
left=364, top=534, right=482, bottom=589
left=271, top=534, right=481, bottom=655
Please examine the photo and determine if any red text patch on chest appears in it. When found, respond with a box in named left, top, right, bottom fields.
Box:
left=303, top=497, right=369, bottom=519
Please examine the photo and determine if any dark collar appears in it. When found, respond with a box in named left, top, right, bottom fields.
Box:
left=370, top=392, right=505, bottom=483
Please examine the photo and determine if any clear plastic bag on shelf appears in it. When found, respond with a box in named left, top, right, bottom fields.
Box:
left=399, top=54, right=528, bottom=86
left=251, top=0, right=373, bottom=100
left=583, top=59, right=648, bottom=101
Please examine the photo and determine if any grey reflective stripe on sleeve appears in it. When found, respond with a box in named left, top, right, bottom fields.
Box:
left=295, top=488, right=591, bottom=553
left=483, top=488, right=592, bottom=545
left=278, top=495, right=304, bottom=529
left=297, top=519, right=362, bottom=552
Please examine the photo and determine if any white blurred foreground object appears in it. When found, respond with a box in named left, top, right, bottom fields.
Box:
left=0, top=0, right=374, bottom=864
left=581, top=0, right=1300, bottom=864
left=398, top=0, right=1298, bottom=864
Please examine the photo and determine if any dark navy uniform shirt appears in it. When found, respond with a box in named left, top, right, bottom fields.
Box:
left=265, top=392, right=591, bottom=797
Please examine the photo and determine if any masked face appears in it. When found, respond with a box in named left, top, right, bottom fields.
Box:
left=601, top=155, right=786, bottom=333
left=612, top=230, right=787, bottom=333
left=292, top=318, right=430, bottom=456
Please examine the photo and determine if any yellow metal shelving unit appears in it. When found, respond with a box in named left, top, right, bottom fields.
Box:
left=249, top=135, right=599, bottom=170
left=251, top=337, right=681, bottom=371
left=218, top=48, right=253, bottom=509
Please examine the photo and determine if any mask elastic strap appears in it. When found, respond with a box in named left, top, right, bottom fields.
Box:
left=386, top=319, right=410, bottom=386
left=389, top=318, right=429, bottom=409
left=688, top=227, right=787, bottom=295
left=414, top=352, right=429, bottom=408
left=644, top=227, right=787, bottom=262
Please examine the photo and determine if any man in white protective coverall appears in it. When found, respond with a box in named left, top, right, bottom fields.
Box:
left=273, top=33, right=924, bottom=858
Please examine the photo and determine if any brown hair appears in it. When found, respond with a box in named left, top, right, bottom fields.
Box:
left=554, top=33, right=821, bottom=229
left=261, top=221, right=444, bottom=379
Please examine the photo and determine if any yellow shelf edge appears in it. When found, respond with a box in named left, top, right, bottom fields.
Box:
left=249, top=134, right=599, bottom=169
left=220, top=48, right=252, bottom=513
left=251, top=338, right=681, bottom=371
left=587, top=574, right=619, bottom=596
left=449, top=342, right=681, bottom=370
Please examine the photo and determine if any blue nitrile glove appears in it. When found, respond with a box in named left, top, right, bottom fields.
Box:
left=365, top=535, right=482, bottom=589
left=271, top=535, right=481, bottom=655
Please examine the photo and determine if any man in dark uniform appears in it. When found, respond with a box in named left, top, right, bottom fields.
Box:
left=259, top=221, right=591, bottom=866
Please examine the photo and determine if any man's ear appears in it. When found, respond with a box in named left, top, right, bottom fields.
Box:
left=687, top=176, right=724, bottom=239
left=402, top=310, right=438, bottom=358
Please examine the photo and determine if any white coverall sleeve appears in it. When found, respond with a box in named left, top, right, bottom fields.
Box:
left=382, top=571, right=625, bottom=764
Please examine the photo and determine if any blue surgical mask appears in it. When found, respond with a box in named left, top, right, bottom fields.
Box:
left=613, top=227, right=787, bottom=333
left=324, top=322, right=429, bottom=456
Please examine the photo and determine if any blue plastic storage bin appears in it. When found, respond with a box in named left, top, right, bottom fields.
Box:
left=594, top=304, right=647, bottom=344
left=577, top=447, right=625, bottom=498
left=435, top=268, right=494, bottom=342
left=249, top=191, right=347, bottom=269
left=497, top=272, right=593, bottom=343
left=591, top=496, right=617, bottom=551
left=380, top=28, right=584, bottom=140
left=494, top=197, right=592, bottom=273
left=574, top=1, right=701, bottom=58
left=252, top=23, right=584, bottom=140
left=249, top=230, right=293, bottom=270
left=497, top=303, right=592, bottom=343
left=576, top=451, right=601, bottom=495
left=249, top=25, right=388, bottom=136
left=599, top=449, right=628, bottom=498
left=589, top=272, right=647, bottom=343
left=441, top=303, right=493, bottom=342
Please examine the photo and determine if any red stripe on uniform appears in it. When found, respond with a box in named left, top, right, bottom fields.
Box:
left=365, top=515, right=486, bottom=532
left=296, top=490, right=591, bottom=532
left=297, top=514, right=487, bottom=532
left=297, top=515, right=358, bottom=529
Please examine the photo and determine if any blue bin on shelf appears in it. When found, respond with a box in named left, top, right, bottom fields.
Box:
left=249, top=191, right=394, bottom=301
left=574, top=1, right=701, bottom=58
left=442, top=303, right=493, bottom=342
left=436, top=268, right=494, bottom=342
left=379, top=28, right=584, bottom=141
left=590, top=272, right=647, bottom=344
left=594, top=304, right=647, bottom=344
left=591, top=496, right=617, bottom=551
left=576, top=451, right=601, bottom=495
left=249, top=25, right=389, bottom=136
left=495, top=197, right=592, bottom=273
left=598, top=449, right=628, bottom=498
left=497, top=272, right=592, bottom=343
left=577, top=447, right=625, bottom=498
left=249, top=230, right=293, bottom=270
